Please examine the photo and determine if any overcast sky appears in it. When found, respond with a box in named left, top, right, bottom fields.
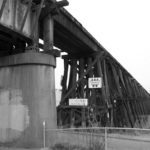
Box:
left=55, top=0, right=150, bottom=92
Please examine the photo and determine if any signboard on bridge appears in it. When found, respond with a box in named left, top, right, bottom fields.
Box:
left=69, top=98, right=88, bottom=106
left=88, top=77, right=102, bottom=88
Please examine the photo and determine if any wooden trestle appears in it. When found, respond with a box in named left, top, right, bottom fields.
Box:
left=57, top=51, right=150, bottom=128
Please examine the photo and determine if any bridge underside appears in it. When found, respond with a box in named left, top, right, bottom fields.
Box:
left=0, top=0, right=150, bottom=130
left=52, top=8, right=150, bottom=128
left=54, top=9, right=150, bottom=128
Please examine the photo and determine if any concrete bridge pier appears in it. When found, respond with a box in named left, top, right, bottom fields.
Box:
left=0, top=52, right=57, bottom=148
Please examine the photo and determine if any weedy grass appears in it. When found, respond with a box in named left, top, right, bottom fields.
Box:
left=51, top=142, right=104, bottom=150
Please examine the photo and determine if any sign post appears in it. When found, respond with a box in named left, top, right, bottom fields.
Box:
left=43, top=121, right=46, bottom=148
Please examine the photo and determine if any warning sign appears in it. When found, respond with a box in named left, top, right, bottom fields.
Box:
left=88, top=77, right=102, bottom=88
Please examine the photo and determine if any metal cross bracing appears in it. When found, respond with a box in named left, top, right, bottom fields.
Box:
left=57, top=51, right=150, bottom=128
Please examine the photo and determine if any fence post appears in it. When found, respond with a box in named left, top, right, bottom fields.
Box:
left=43, top=121, right=46, bottom=148
left=105, top=127, right=108, bottom=150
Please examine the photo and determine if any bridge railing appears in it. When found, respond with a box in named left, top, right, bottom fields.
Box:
left=43, top=126, right=150, bottom=150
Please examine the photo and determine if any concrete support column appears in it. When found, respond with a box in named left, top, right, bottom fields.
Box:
left=0, top=52, right=57, bottom=148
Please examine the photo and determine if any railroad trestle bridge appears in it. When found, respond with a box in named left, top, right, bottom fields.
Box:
left=0, top=0, right=149, bottom=148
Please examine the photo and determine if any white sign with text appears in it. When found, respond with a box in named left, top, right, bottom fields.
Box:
left=69, top=98, right=88, bottom=106
left=88, top=77, right=102, bottom=88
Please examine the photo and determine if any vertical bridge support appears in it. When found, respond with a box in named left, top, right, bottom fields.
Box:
left=0, top=1, right=58, bottom=148
left=0, top=52, right=57, bottom=148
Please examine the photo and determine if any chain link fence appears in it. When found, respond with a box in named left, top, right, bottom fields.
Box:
left=106, top=127, right=150, bottom=150
left=43, top=125, right=150, bottom=150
